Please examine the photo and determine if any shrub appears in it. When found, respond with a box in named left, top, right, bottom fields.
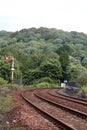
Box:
left=0, top=77, right=8, bottom=85
left=32, top=82, right=59, bottom=88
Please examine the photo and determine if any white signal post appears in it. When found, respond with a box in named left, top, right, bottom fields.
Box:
left=11, top=58, right=15, bottom=84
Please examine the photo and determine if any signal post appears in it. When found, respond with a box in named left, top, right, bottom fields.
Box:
left=11, top=58, right=15, bottom=84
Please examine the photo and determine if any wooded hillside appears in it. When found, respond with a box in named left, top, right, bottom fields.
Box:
left=0, top=27, right=87, bottom=87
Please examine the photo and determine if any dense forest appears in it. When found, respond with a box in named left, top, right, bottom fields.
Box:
left=0, top=27, right=87, bottom=88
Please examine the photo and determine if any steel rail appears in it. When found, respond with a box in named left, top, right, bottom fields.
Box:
left=21, top=91, right=76, bottom=130
left=34, top=90, right=87, bottom=118
left=48, top=89, right=87, bottom=106
left=57, top=89, right=87, bottom=101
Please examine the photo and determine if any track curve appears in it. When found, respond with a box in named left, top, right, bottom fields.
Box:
left=21, top=88, right=87, bottom=130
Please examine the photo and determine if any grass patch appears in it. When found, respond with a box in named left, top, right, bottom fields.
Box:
left=80, top=86, right=87, bottom=94
left=0, top=94, right=17, bottom=112
left=32, top=82, right=60, bottom=88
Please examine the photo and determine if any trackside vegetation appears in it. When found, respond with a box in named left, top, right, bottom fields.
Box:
left=0, top=28, right=87, bottom=92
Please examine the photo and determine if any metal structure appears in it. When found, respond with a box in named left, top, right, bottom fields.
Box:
left=11, top=57, right=15, bottom=84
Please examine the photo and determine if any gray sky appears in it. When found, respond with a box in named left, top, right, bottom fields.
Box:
left=0, top=0, right=87, bottom=33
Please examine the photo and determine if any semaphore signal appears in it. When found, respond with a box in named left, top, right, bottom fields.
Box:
left=4, top=55, right=15, bottom=84
left=4, top=55, right=12, bottom=62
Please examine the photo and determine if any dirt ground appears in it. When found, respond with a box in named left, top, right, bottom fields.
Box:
left=1, top=89, right=59, bottom=130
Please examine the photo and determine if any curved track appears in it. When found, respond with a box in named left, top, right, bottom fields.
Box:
left=56, top=89, right=87, bottom=102
left=21, top=88, right=87, bottom=130
left=36, top=88, right=87, bottom=113
left=49, top=89, right=87, bottom=108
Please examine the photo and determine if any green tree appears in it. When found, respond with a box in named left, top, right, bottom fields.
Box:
left=56, top=44, right=70, bottom=55
left=59, top=50, right=70, bottom=81
left=70, top=64, right=87, bottom=82
left=0, top=56, right=22, bottom=83
left=0, top=57, right=11, bottom=82
left=23, top=56, right=62, bottom=85
left=82, top=58, right=87, bottom=68
left=77, top=70, right=87, bottom=87
left=40, top=59, right=62, bottom=81
left=23, top=68, right=42, bottom=85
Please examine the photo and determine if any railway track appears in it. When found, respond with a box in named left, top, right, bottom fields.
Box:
left=48, top=88, right=87, bottom=107
left=21, top=88, right=87, bottom=130
left=36, top=88, right=87, bottom=114
left=56, top=89, right=87, bottom=102
left=48, top=89, right=87, bottom=107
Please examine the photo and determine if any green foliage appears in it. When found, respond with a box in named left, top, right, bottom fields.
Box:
left=40, top=60, right=62, bottom=80
left=81, top=87, right=87, bottom=94
left=0, top=77, right=19, bottom=90
left=59, top=51, right=70, bottom=69
left=77, top=70, right=87, bottom=87
left=0, top=95, right=17, bottom=112
left=33, top=77, right=60, bottom=85
left=0, top=28, right=87, bottom=87
left=23, top=59, right=62, bottom=85
left=58, top=45, right=70, bottom=81
left=23, top=52, right=62, bottom=85
left=57, top=44, right=71, bottom=55
left=0, top=57, right=11, bottom=81
left=32, top=82, right=59, bottom=88
left=82, top=58, right=87, bottom=68
left=70, top=63, right=87, bottom=83
left=23, top=68, right=42, bottom=85
left=0, top=49, right=23, bottom=84
left=0, top=77, right=8, bottom=85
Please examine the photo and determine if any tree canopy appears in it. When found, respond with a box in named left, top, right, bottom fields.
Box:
left=0, top=27, right=87, bottom=86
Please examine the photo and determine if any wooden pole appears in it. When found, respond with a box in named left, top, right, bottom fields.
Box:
left=11, top=58, right=15, bottom=84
